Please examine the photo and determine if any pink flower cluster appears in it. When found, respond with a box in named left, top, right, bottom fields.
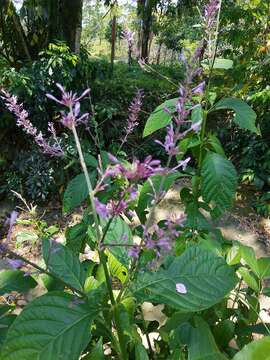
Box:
left=121, top=89, right=144, bottom=145
left=1, top=89, right=63, bottom=157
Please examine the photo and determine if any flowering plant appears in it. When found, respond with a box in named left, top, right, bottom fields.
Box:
left=0, top=1, right=269, bottom=359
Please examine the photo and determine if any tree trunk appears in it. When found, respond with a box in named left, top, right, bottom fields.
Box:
left=156, top=42, right=162, bottom=65
left=141, top=0, right=152, bottom=62
left=148, top=31, right=154, bottom=61
left=60, top=0, right=83, bottom=53
left=110, top=15, right=117, bottom=75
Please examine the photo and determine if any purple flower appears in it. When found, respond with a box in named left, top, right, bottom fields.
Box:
left=6, top=211, right=18, bottom=243
left=121, top=89, right=144, bottom=145
left=176, top=283, right=187, bottom=294
left=172, top=157, right=191, bottom=172
left=46, top=83, right=90, bottom=108
left=192, top=81, right=205, bottom=96
left=128, top=246, right=140, bottom=258
left=107, top=199, right=128, bottom=216
left=94, top=198, right=109, bottom=219
left=1, top=90, right=63, bottom=157
left=155, top=124, right=178, bottom=156
left=6, top=258, right=23, bottom=269
left=121, top=29, right=135, bottom=49
left=123, top=156, right=162, bottom=181
left=46, top=84, right=90, bottom=129
left=204, top=0, right=220, bottom=28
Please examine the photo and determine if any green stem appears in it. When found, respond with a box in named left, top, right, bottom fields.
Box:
left=72, top=124, right=127, bottom=358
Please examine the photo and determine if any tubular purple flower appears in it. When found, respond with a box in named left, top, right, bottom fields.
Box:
left=192, top=81, right=206, bottom=95
left=46, top=84, right=90, bottom=108
left=46, top=84, right=90, bottom=129
left=94, top=198, right=109, bottom=219
left=6, top=258, right=24, bottom=269
left=128, top=246, right=140, bottom=258
left=155, top=124, right=178, bottom=156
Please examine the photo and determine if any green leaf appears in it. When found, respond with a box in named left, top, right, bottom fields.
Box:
left=202, top=58, right=233, bottom=70
left=240, top=245, right=260, bottom=276
left=102, top=217, right=132, bottom=266
left=85, top=339, right=104, bottom=360
left=213, top=319, right=235, bottom=348
left=136, top=172, right=181, bottom=222
left=206, top=134, right=225, bottom=157
left=63, top=172, right=96, bottom=213
left=143, top=98, right=177, bottom=137
left=0, top=270, right=37, bottom=295
left=133, top=246, right=237, bottom=312
left=233, top=337, right=270, bottom=360
left=42, top=238, right=86, bottom=292
left=16, top=231, right=38, bottom=246
left=84, top=153, right=98, bottom=168
left=226, top=243, right=241, bottom=265
left=201, top=152, right=237, bottom=217
left=135, top=343, right=149, bottom=359
left=191, top=105, right=203, bottom=124
left=0, top=292, right=98, bottom=360
left=0, top=315, right=16, bottom=346
left=66, top=222, right=88, bottom=254
left=238, top=267, right=259, bottom=292
left=107, top=252, right=128, bottom=284
left=258, top=257, right=270, bottom=279
left=182, top=317, right=228, bottom=360
left=211, top=97, right=259, bottom=134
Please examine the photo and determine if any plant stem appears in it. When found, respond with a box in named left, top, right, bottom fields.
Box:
left=72, top=124, right=128, bottom=358
left=72, top=125, right=101, bottom=241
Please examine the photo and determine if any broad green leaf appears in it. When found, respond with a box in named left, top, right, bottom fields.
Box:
left=107, top=251, right=128, bottom=284
left=201, top=152, right=237, bottom=217
left=63, top=171, right=96, bottom=213
left=143, top=98, right=178, bottom=137
left=136, top=172, right=181, bottom=222
left=213, top=319, right=235, bottom=348
left=84, top=153, right=98, bottom=168
left=41, top=274, right=65, bottom=292
left=0, top=292, right=98, bottom=360
left=263, top=287, right=270, bottom=297
left=0, top=315, right=16, bottom=346
left=85, top=338, right=104, bottom=359
left=240, top=245, right=259, bottom=276
left=226, top=244, right=241, bottom=265
left=202, top=58, right=233, bottom=70
left=210, top=97, right=259, bottom=134
left=206, top=134, right=225, bottom=157
left=135, top=343, right=149, bottom=359
left=233, top=337, right=270, bottom=360
left=42, top=238, right=86, bottom=292
left=183, top=317, right=228, bottom=360
left=16, top=231, right=38, bottom=246
left=133, top=246, right=237, bottom=312
left=258, top=257, right=270, bottom=279
left=0, top=270, right=37, bottom=295
left=238, top=267, right=259, bottom=292
left=66, top=222, right=88, bottom=254
left=0, top=305, right=14, bottom=317
left=102, top=217, right=132, bottom=266
left=191, top=105, right=203, bottom=124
